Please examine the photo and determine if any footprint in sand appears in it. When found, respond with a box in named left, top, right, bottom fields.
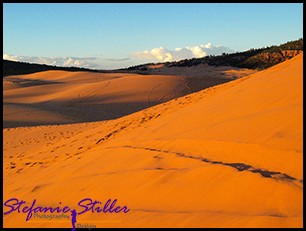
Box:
left=153, top=155, right=162, bottom=159
left=31, top=185, right=45, bottom=192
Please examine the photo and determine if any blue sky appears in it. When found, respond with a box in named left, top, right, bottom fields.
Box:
left=3, top=3, right=303, bottom=69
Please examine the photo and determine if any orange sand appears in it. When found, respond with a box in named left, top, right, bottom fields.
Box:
left=4, top=65, right=255, bottom=128
left=3, top=71, right=189, bottom=128
left=3, top=54, right=303, bottom=228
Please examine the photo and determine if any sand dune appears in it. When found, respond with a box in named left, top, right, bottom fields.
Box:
left=3, top=71, right=190, bottom=128
left=142, top=63, right=256, bottom=79
left=3, top=54, right=302, bottom=228
left=3, top=65, right=255, bottom=128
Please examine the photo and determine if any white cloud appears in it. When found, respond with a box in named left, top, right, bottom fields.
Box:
left=3, top=43, right=234, bottom=70
left=3, top=54, right=20, bottom=62
left=3, top=54, right=134, bottom=69
left=3, top=54, right=102, bottom=69
left=133, top=43, right=235, bottom=62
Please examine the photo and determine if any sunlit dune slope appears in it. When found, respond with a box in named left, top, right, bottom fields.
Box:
left=3, top=54, right=303, bottom=228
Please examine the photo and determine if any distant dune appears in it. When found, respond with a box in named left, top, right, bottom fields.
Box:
left=3, top=71, right=189, bottom=127
left=3, top=65, right=254, bottom=128
left=130, top=62, right=257, bottom=79
left=3, top=53, right=302, bottom=228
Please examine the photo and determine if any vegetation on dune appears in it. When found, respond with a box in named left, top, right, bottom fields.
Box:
left=126, top=38, right=303, bottom=71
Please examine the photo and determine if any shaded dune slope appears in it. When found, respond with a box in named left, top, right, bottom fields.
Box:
left=3, top=65, right=255, bottom=128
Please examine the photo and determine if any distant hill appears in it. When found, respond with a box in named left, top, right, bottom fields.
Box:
left=2, top=60, right=106, bottom=77
left=124, top=38, right=303, bottom=71
left=3, top=38, right=303, bottom=77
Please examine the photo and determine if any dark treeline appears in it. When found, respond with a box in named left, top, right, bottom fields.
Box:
left=2, top=60, right=109, bottom=77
